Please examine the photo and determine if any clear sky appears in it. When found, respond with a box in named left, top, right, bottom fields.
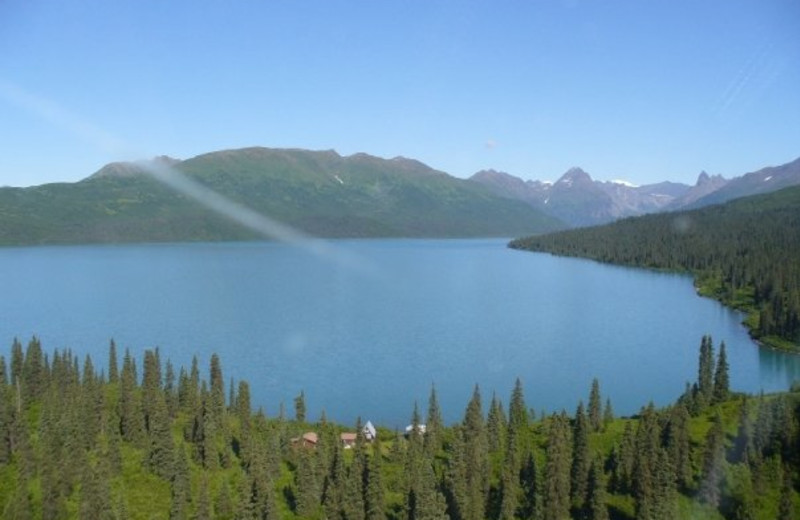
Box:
left=1, top=1, right=798, bottom=187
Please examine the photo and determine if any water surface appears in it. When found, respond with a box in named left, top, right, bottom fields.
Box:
left=1, top=239, right=797, bottom=427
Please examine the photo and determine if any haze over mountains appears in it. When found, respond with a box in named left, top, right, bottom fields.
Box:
left=470, top=155, right=800, bottom=227
left=0, top=147, right=798, bottom=246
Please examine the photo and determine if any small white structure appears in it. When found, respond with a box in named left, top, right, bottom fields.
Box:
left=363, top=420, right=377, bottom=441
left=404, top=423, right=426, bottom=437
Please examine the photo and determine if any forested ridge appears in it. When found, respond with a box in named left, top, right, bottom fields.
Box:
left=0, top=337, right=798, bottom=519
left=509, top=186, right=800, bottom=351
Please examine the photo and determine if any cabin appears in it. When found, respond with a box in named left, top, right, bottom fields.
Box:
left=363, top=420, right=377, bottom=441
left=340, top=432, right=358, bottom=449
left=291, top=432, right=319, bottom=448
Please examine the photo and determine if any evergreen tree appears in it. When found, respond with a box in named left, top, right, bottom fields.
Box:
left=237, top=380, right=252, bottom=465
left=296, top=446, right=322, bottom=517
left=108, top=338, right=119, bottom=384
left=518, top=452, right=540, bottom=520
left=697, top=335, right=715, bottom=408
left=215, top=481, right=235, bottom=520
left=295, top=390, right=307, bottom=423
left=424, top=384, right=443, bottom=456
left=571, top=401, right=591, bottom=511
left=209, top=353, right=226, bottom=427
left=588, top=378, right=602, bottom=432
left=586, top=457, right=609, bottom=520
left=79, top=457, right=114, bottom=520
left=119, top=349, right=144, bottom=443
left=10, top=337, right=23, bottom=387
left=461, top=385, right=489, bottom=520
left=664, top=404, right=692, bottom=489
left=508, top=377, right=529, bottom=432
left=498, top=431, right=521, bottom=520
left=170, top=446, right=191, bottom=520
left=544, top=412, right=572, bottom=520
left=486, top=392, right=507, bottom=456
left=632, top=404, right=661, bottom=520
left=22, top=336, right=45, bottom=402
left=165, top=359, right=178, bottom=418
left=699, top=412, right=726, bottom=507
left=365, top=437, right=387, bottom=520
left=712, top=341, right=730, bottom=404
left=196, top=475, right=212, bottom=520
left=146, top=390, right=175, bottom=480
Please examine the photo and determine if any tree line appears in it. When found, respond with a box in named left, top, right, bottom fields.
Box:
left=0, top=335, right=798, bottom=519
left=509, top=186, right=800, bottom=350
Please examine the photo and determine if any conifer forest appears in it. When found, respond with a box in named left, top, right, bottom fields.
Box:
left=0, top=335, right=798, bottom=519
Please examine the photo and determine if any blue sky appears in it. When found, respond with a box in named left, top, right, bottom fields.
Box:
left=1, top=1, right=798, bottom=187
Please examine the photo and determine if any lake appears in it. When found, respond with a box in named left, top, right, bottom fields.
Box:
left=1, top=238, right=798, bottom=427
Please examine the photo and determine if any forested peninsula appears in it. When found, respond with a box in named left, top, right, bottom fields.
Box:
left=510, top=186, right=800, bottom=352
left=1, top=337, right=798, bottom=519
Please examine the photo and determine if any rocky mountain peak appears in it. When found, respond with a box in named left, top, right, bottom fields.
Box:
left=556, top=167, right=593, bottom=187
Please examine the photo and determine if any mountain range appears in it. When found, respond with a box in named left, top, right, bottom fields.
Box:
left=470, top=156, right=800, bottom=227
left=1, top=147, right=798, bottom=246
left=0, top=147, right=563, bottom=246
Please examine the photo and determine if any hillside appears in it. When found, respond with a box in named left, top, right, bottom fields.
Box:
left=0, top=148, right=563, bottom=245
left=1, top=336, right=798, bottom=519
left=510, top=186, right=800, bottom=350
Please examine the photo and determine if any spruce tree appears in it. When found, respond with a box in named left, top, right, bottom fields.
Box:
left=588, top=378, right=602, bottom=432
left=119, top=349, right=144, bottom=443
left=462, top=385, right=489, bottom=520
left=196, top=475, right=212, bottom=520
left=164, top=359, right=178, bottom=418
left=170, top=446, right=191, bottom=520
left=712, top=341, right=730, bottom=404
left=519, top=452, right=540, bottom=520
left=22, top=336, right=45, bottom=402
left=586, top=457, right=609, bottom=520
left=487, top=393, right=507, bottom=455
left=699, top=412, right=725, bottom=507
left=209, top=353, right=226, bottom=427
left=365, top=437, right=387, bottom=520
left=632, top=404, right=661, bottom=520
left=664, top=404, right=692, bottom=489
left=295, top=390, right=307, bottom=423
left=571, top=401, right=591, bottom=511
left=424, top=384, right=443, bottom=457
left=108, top=339, right=119, bottom=384
left=498, top=431, right=521, bottom=520
left=508, top=377, right=529, bottom=432
left=146, top=390, right=175, bottom=480
left=296, top=446, right=322, bottom=517
left=697, top=335, right=715, bottom=408
left=544, top=412, right=572, bottom=520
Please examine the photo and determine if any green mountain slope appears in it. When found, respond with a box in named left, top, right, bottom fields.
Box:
left=510, top=186, right=800, bottom=350
left=0, top=147, right=564, bottom=245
